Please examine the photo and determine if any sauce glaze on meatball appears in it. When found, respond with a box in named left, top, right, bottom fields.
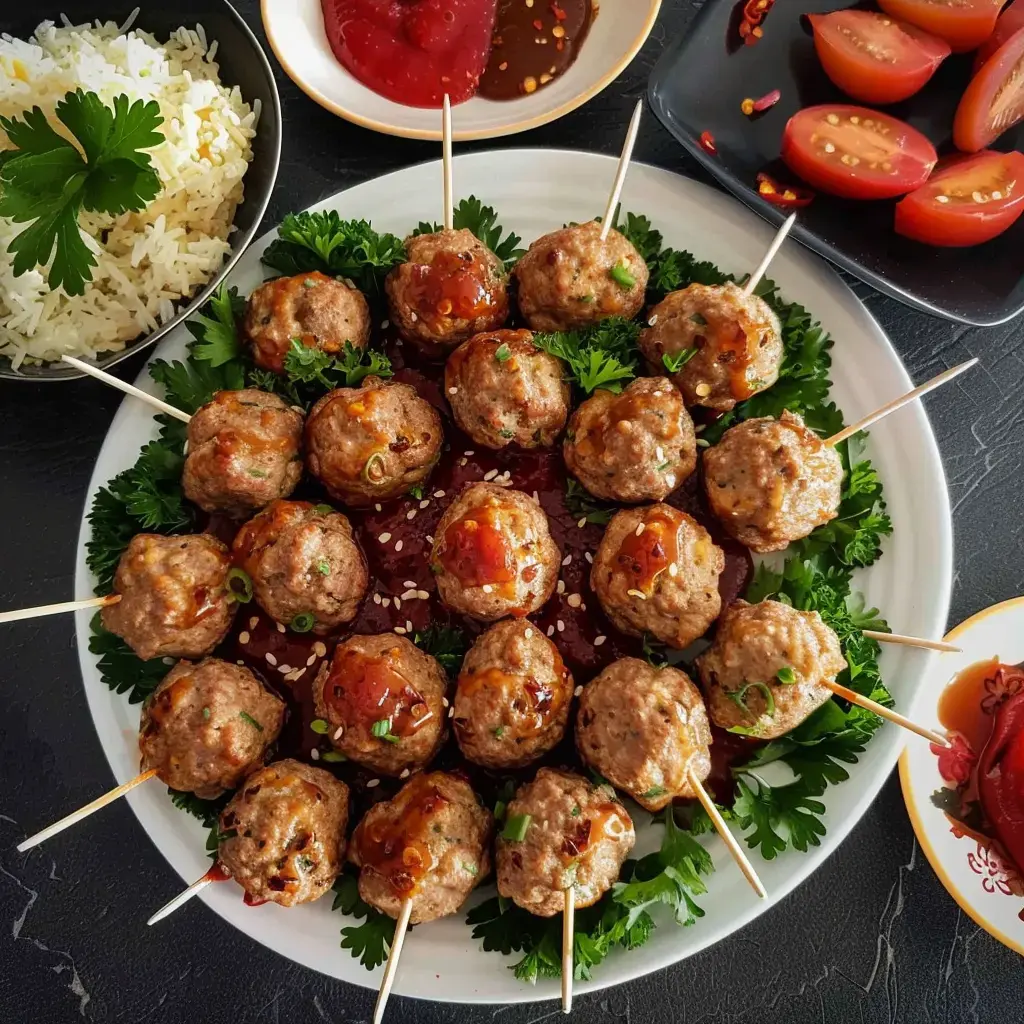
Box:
left=576, top=657, right=711, bottom=811
left=702, top=411, right=843, bottom=553
left=385, top=229, right=509, bottom=354
left=182, top=389, right=304, bottom=517
left=349, top=772, right=493, bottom=924
left=233, top=500, right=369, bottom=634
left=639, top=282, right=783, bottom=412
left=445, top=329, right=570, bottom=450
left=244, top=272, right=371, bottom=374
left=305, top=377, right=443, bottom=507
left=696, top=599, right=847, bottom=740
left=564, top=376, right=697, bottom=503
left=313, top=633, right=447, bottom=777
left=102, top=533, right=235, bottom=661
left=496, top=768, right=635, bottom=917
left=430, top=483, right=560, bottom=621
left=218, top=759, right=350, bottom=907
left=453, top=619, right=573, bottom=769
left=140, top=658, right=285, bottom=799
left=591, top=504, right=724, bottom=649
left=514, top=221, right=648, bottom=333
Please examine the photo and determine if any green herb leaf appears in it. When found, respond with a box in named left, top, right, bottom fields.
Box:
left=495, top=342, right=512, bottom=363
left=413, top=624, right=468, bottom=675
left=316, top=559, right=331, bottom=576
left=641, top=785, right=667, bottom=799
left=492, top=725, right=507, bottom=739
left=89, top=616, right=167, bottom=704
left=452, top=196, right=525, bottom=266
left=776, top=666, right=796, bottom=685
left=333, top=869, right=394, bottom=970
left=239, top=711, right=263, bottom=732
left=533, top=317, right=640, bottom=395
left=662, top=349, right=697, bottom=373
left=187, top=283, right=245, bottom=367
left=501, top=814, right=533, bottom=842
left=563, top=479, right=616, bottom=526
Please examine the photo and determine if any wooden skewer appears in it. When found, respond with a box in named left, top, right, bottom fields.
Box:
left=688, top=771, right=767, bottom=899
left=147, top=869, right=217, bottom=926
left=17, top=766, right=158, bottom=852
left=867, top=630, right=961, bottom=654
left=599, top=99, right=644, bottom=242
left=373, top=897, right=413, bottom=1024
left=0, top=593, right=119, bottom=625
left=562, top=887, right=575, bottom=1014
left=62, top=355, right=192, bottom=423
left=825, top=359, right=978, bottom=448
left=442, top=94, right=454, bottom=232
left=742, top=213, right=796, bottom=297
left=824, top=680, right=948, bottom=746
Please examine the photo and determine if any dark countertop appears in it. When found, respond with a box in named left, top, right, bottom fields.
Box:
left=1, top=2, right=1023, bottom=1021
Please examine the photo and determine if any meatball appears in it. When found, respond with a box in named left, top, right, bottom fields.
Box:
left=232, top=500, right=369, bottom=634
left=313, top=633, right=447, bottom=776
left=349, top=772, right=492, bottom=924
left=102, top=533, right=235, bottom=661
left=453, top=619, right=573, bottom=769
left=703, top=411, right=843, bottom=553
left=139, top=658, right=284, bottom=799
left=430, top=483, right=560, bottom=621
left=639, top=282, right=783, bottom=412
left=244, top=272, right=371, bottom=374
left=385, top=229, right=509, bottom=354
left=217, top=759, right=350, bottom=907
left=496, top=768, right=635, bottom=917
left=576, top=658, right=711, bottom=812
left=445, top=329, right=570, bottom=450
left=591, top=504, right=724, bottom=649
left=513, top=221, right=648, bottom=333
left=182, top=389, right=304, bottom=517
left=304, top=377, right=443, bottom=506
left=564, top=377, right=697, bottom=503
left=696, top=599, right=847, bottom=740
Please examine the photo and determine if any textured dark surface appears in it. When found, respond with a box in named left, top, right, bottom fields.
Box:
left=1, top=2, right=1023, bottom=1022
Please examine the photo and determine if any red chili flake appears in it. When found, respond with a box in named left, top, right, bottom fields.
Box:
left=551, top=2, right=568, bottom=21
left=533, top=19, right=544, bottom=30
left=753, top=88, right=781, bottom=112
left=756, top=172, right=814, bottom=208
left=698, top=130, right=717, bottom=156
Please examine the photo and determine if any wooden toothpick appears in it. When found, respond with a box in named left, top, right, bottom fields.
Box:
left=599, top=100, right=644, bottom=242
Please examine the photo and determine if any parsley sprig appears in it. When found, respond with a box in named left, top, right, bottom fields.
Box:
left=413, top=624, right=468, bottom=675
left=332, top=869, right=395, bottom=970
left=414, top=196, right=525, bottom=267
left=532, top=317, right=640, bottom=395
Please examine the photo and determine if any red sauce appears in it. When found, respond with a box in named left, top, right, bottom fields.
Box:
left=438, top=510, right=515, bottom=589
left=614, top=509, right=682, bottom=596
left=408, top=250, right=500, bottom=325
left=320, top=0, right=499, bottom=107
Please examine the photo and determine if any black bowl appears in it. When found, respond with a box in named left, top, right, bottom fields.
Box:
left=0, top=2, right=281, bottom=380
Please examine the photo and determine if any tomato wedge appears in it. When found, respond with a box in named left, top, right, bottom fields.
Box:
left=876, top=0, right=1004, bottom=53
left=955, top=26, right=1024, bottom=152
left=975, top=0, right=1024, bottom=70
left=896, top=150, right=1024, bottom=245
left=808, top=10, right=950, bottom=105
left=781, top=105, right=938, bottom=199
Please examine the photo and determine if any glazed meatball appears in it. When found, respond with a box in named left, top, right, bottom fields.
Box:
left=513, top=221, right=648, bottom=333
left=496, top=768, right=635, bottom=917
left=313, top=633, right=447, bottom=776
left=453, top=619, right=573, bottom=769
left=639, top=282, right=783, bottom=412
left=232, top=500, right=369, bottom=634
left=385, top=229, right=509, bottom=354
left=182, top=389, right=304, bottom=517
left=564, top=377, right=697, bottom=503
left=696, top=599, right=847, bottom=740
left=445, top=329, right=570, bottom=450
left=576, top=658, right=711, bottom=812
left=349, top=772, right=493, bottom=924
left=304, top=377, right=443, bottom=506
left=244, top=272, right=371, bottom=374
left=430, top=483, right=560, bottom=621
left=217, top=759, right=350, bottom=907
left=102, top=533, right=235, bottom=661
left=703, top=411, right=843, bottom=553
left=139, top=658, right=284, bottom=799
left=591, top=504, right=724, bottom=649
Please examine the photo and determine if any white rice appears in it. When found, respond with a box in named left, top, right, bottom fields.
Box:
left=0, top=13, right=258, bottom=367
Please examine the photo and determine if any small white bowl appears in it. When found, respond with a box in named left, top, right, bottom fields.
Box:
left=260, top=0, right=661, bottom=140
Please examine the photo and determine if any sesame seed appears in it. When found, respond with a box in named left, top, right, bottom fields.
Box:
left=567, top=594, right=582, bottom=608
left=306, top=654, right=317, bottom=666
left=237, top=659, right=245, bottom=666
left=448, top=706, right=455, bottom=717
left=557, top=620, right=565, bottom=632
left=449, top=387, right=458, bottom=395
left=249, top=616, right=259, bottom=629
left=278, top=664, right=292, bottom=674
left=669, top=562, right=679, bottom=577
left=419, top=500, right=430, bottom=509
left=395, top=626, right=407, bottom=634
left=395, top=540, right=404, bottom=552
left=524, top=627, right=534, bottom=639
left=311, top=748, right=320, bottom=761
left=367, top=778, right=381, bottom=788
left=410, top=311, right=418, bottom=322
left=433, top=490, right=445, bottom=498
left=547, top=625, right=555, bottom=637
left=648, top=314, right=659, bottom=326
left=655, top=447, right=664, bottom=461
left=557, top=580, right=566, bottom=595
left=562, top=554, right=572, bottom=566
left=276, top=622, right=286, bottom=633
left=442, top=696, right=449, bottom=708
left=378, top=532, right=392, bottom=543
left=334, top=726, right=344, bottom=740
left=627, top=589, right=647, bottom=600
left=383, top=598, right=391, bottom=608
left=482, top=584, right=494, bottom=593
left=313, top=642, right=327, bottom=658
left=459, top=458, right=468, bottom=467
left=416, top=590, right=430, bottom=600
left=407, top=510, right=417, bottom=520
left=574, top=685, right=583, bottom=697
left=594, top=635, right=606, bottom=646
left=375, top=504, right=382, bottom=512
left=483, top=469, right=498, bottom=481
left=265, top=653, right=277, bottom=666
left=426, top=535, right=434, bottom=544
left=465, top=451, right=475, bottom=457
left=695, top=383, right=711, bottom=398
left=404, top=580, right=417, bottom=589
left=373, top=592, right=382, bottom=605
left=533, top=491, right=540, bottom=502
left=395, top=598, right=402, bottom=611
left=382, top=319, right=390, bottom=329
left=585, top=552, right=593, bottom=564
left=578, top=517, right=587, bottom=529
left=406, top=620, right=413, bottom=632
left=635, top=523, right=645, bottom=536
left=400, top=768, right=411, bottom=779
left=239, top=631, right=250, bottom=645
left=401, top=589, right=417, bottom=600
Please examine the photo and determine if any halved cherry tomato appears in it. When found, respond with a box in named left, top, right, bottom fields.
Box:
left=955, top=26, right=1024, bottom=152
left=877, top=0, right=1003, bottom=53
left=896, top=150, right=1024, bottom=245
left=808, top=10, right=950, bottom=105
left=975, top=0, right=1024, bottom=69
left=781, top=105, right=938, bottom=199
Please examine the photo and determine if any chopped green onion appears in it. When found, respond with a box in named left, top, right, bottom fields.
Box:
left=239, top=711, right=263, bottom=732
left=290, top=612, right=315, bottom=633
left=202, top=706, right=211, bottom=720
left=641, top=785, right=667, bottom=799
left=609, top=262, right=636, bottom=289
left=501, top=813, right=532, bottom=842
left=656, top=461, right=671, bottom=472
left=408, top=484, right=424, bottom=500
left=570, top=805, right=581, bottom=817
left=248, top=468, right=268, bottom=479
left=577, top=294, right=595, bottom=303
left=321, top=750, right=346, bottom=763
left=462, top=861, right=479, bottom=876
left=310, top=718, right=330, bottom=734
left=316, top=559, right=331, bottom=576
left=226, top=568, right=253, bottom=604
left=492, top=725, right=506, bottom=739
left=314, top=503, right=333, bottom=515
left=776, top=666, right=796, bottom=685
left=495, top=342, right=512, bottom=363
left=494, top=799, right=507, bottom=822
left=498, top=428, right=515, bottom=439
left=303, top=278, right=319, bottom=288
left=371, top=718, right=400, bottom=744
left=362, top=451, right=386, bottom=484
left=726, top=681, right=776, bottom=720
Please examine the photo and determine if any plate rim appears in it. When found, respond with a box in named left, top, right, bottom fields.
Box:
left=259, top=0, right=662, bottom=140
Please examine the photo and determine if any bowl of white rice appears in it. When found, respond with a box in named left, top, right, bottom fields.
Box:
left=0, top=2, right=281, bottom=380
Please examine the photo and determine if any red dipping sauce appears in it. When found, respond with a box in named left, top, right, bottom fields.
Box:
left=321, top=0, right=499, bottom=107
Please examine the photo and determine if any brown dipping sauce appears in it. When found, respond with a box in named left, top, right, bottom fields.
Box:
left=478, top=0, right=595, bottom=101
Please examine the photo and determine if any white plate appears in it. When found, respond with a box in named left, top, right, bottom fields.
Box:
left=900, top=598, right=1024, bottom=956
left=73, top=149, right=953, bottom=1002
left=260, top=0, right=661, bottom=139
